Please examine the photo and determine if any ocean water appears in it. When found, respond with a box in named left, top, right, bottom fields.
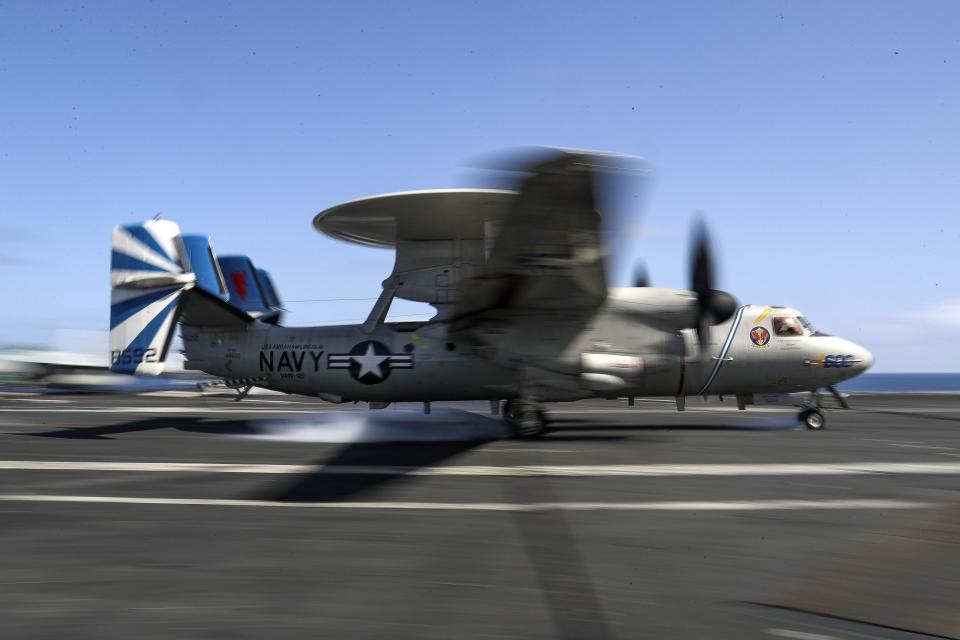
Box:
left=837, top=373, right=960, bottom=392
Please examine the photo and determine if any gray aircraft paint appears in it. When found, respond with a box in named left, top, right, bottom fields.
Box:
left=181, top=300, right=871, bottom=403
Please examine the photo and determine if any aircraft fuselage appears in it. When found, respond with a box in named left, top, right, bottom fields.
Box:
left=181, top=303, right=872, bottom=404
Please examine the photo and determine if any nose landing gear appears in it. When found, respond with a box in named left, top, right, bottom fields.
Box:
left=796, top=386, right=851, bottom=429
left=798, top=408, right=826, bottom=430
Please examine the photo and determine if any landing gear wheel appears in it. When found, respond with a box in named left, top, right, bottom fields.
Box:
left=504, top=401, right=547, bottom=438
left=799, top=409, right=825, bottom=430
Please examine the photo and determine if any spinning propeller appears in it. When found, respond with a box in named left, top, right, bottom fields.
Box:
left=592, top=157, right=738, bottom=355
left=689, top=218, right=738, bottom=353
left=619, top=213, right=738, bottom=355
left=469, top=147, right=738, bottom=355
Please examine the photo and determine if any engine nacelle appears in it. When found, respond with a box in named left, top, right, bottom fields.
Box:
left=607, top=287, right=736, bottom=331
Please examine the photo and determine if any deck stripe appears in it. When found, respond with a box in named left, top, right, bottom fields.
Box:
left=2, top=461, right=960, bottom=477
left=0, top=495, right=934, bottom=512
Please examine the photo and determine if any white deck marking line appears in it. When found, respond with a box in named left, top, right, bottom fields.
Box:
left=0, top=407, right=322, bottom=414
left=0, top=495, right=935, bottom=511
left=3, top=461, right=960, bottom=477
left=489, top=449, right=578, bottom=453
left=889, top=444, right=957, bottom=450
left=766, top=629, right=839, bottom=640
left=861, top=408, right=960, bottom=413
left=223, top=399, right=297, bottom=404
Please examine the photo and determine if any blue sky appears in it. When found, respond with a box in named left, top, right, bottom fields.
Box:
left=1, top=1, right=957, bottom=371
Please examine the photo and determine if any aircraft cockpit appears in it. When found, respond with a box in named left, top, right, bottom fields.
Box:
left=772, top=315, right=817, bottom=337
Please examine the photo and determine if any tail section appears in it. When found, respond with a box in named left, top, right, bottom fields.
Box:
left=180, top=234, right=230, bottom=300
left=256, top=268, right=282, bottom=310
left=110, top=219, right=283, bottom=375
left=218, top=256, right=282, bottom=322
left=110, top=220, right=192, bottom=374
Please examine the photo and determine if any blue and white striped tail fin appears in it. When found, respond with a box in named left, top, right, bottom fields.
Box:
left=110, top=219, right=281, bottom=374
left=110, top=220, right=194, bottom=375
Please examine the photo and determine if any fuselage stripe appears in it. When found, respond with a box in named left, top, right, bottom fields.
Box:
left=695, top=305, right=747, bottom=396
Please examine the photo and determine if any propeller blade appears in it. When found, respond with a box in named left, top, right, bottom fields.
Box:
left=688, top=217, right=738, bottom=355
left=633, top=263, right=649, bottom=288
left=465, top=146, right=648, bottom=288
left=596, top=157, right=649, bottom=288
left=690, top=218, right=713, bottom=298
left=690, top=218, right=715, bottom=352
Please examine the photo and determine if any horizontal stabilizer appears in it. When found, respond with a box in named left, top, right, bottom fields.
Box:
left=178, top=287, right=252, bottom=327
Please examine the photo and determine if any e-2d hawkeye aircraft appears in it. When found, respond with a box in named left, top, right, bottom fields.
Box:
left=109, top=149, right=872, bottom=436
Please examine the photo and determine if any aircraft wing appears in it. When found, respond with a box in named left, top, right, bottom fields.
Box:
left=451, top=151, right=610, bottom=322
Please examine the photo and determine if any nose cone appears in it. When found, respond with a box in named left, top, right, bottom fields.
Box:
left=806, top=337, right=874, bottom=383
left=856, top=345, right=875, bottom=372
left=837, top=340, right=875, bottom=378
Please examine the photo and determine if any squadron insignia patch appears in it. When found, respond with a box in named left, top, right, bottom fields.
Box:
left=328, top=340, right=413, bottom=384
left=749, top=326, right=771, bottom=348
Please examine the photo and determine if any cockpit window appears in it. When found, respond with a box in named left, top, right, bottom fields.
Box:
left=797, top=316, right=815, bottom=333
left=774, top=316, right=805, bottom=336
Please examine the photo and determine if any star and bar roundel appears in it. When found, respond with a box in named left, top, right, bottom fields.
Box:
left=328, top=340, right=413, bottom=384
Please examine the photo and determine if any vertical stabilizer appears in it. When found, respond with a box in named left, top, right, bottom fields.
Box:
left=110, top=220, right=272, bottom=374
left=110, top=220, right=193, bottom=374
left=218, top=255, right=283, bottom=323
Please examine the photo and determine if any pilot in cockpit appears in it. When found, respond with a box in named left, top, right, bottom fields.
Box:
left=774, top=316, right=807, bottom=336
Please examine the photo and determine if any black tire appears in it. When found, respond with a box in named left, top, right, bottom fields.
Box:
left=799, top=409, right=825, bottom=430
left=504, top=401, right=547, bottom=438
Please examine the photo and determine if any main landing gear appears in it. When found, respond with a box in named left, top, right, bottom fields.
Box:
left=502, top=400, right=548, bottom=438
